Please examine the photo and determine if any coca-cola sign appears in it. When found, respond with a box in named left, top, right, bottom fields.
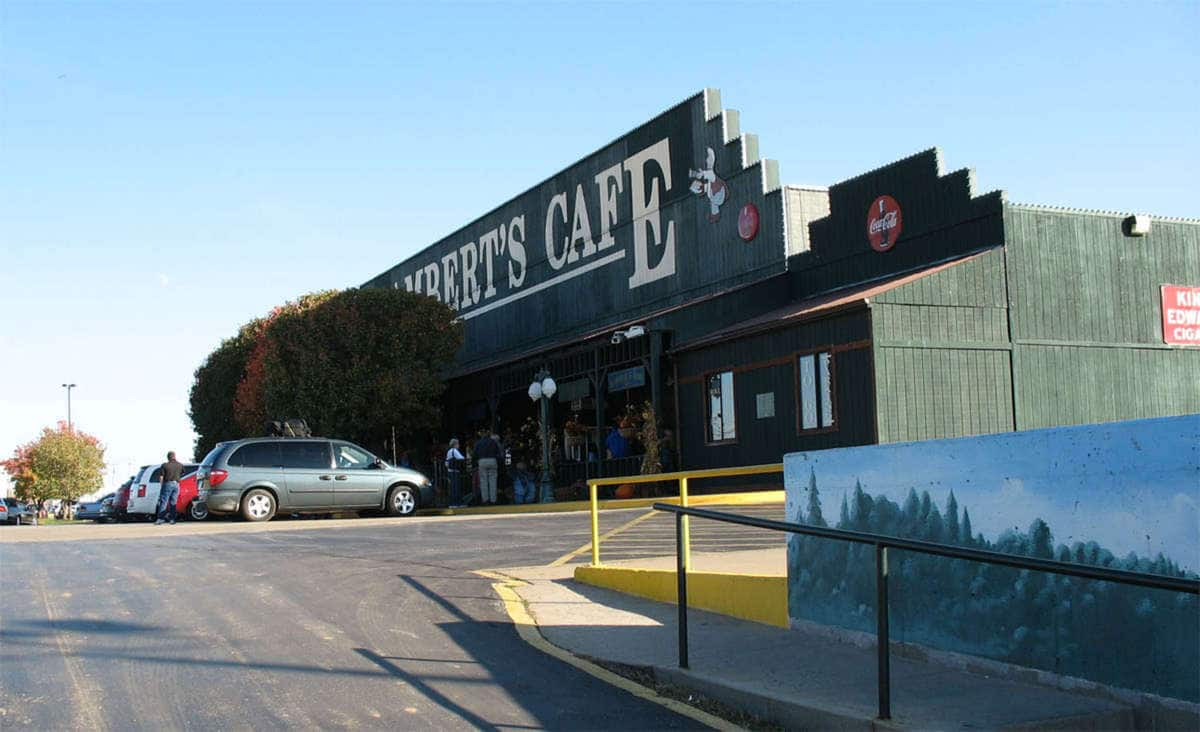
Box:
left=867, top=195, right=902, bottom=252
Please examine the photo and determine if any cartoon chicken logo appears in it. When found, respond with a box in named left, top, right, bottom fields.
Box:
left=689, top=147, right=727, bottom=222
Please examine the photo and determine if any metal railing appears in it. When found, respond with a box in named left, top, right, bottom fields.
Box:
left=587, top=463, right=783, bottom=568
left=652, top=502, right=1200, bottom=721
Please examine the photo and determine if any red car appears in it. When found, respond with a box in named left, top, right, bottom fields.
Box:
left=112, top=469, right=147, bottom=521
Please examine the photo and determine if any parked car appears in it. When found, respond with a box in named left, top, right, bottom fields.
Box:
left=127, top=463, right=202, bottom=521
left=1, top=497, right=36, bottom=525
left=112, top=471, right=146, bottom=521
left=197, top=437, right=432, bottom=522
left=76, top=493, right=116, bottom=522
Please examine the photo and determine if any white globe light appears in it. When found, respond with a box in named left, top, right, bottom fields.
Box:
left=528, top=381, right=542, bottom=401
left=541, top=376, right=557, bottom=398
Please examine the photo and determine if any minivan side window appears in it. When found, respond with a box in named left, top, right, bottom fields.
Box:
left=228, top=443, right=282, bottom=468
left=334, top=442, right=375, bottom=470
left=279, top=442, right=332, bottom=470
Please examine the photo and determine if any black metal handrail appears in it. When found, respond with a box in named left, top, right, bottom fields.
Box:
left=652, top=502, right=1200, bottom=720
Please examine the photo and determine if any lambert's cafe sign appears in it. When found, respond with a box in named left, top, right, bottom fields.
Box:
left=363, top=91, right=784, bottom=365
left=392, top=137, right=678, bottom=321
left=1161, top=284, right=1200, bottom=346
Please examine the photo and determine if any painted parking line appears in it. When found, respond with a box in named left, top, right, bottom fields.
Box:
left=548, top=509, right=659, bottom=566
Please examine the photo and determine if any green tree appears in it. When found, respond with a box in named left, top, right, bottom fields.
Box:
left=946, top=490, right=961, bottom=543
left=232, top=291, right=337, bottom=435
left=3, top=422, right=105, bottom=511
left=189, top=319, right=262, bottom=458
left=261, top=287, right=463, bottom=452
left=805, top=468, right=826, bottom=527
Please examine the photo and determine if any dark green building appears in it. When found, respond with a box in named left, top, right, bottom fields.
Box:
left=364, top=88, right=1200, bottom=483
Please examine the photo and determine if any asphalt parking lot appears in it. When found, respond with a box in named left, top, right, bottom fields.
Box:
left=0, top=511, right=710, bottom=730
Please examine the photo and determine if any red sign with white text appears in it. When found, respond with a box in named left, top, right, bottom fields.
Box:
left=867, top=195, right=902, bottom=252
left=1161, top=285, right=1200, bottom=346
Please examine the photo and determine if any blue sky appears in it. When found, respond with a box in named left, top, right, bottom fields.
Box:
left=2, top=2, right=1197, bottom=496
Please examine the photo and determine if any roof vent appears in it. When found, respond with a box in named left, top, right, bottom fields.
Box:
left=1124, top=214, right=1151, bottom=237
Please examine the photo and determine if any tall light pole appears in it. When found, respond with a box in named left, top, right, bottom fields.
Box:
left=62, top=383, right=76, bottom=429
left=527, top=368, right=557, bottom=503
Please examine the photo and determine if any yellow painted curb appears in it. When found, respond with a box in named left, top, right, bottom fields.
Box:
left=476, top=571, right=742, bottom=731
left=574, top=566, right=788, bottom=628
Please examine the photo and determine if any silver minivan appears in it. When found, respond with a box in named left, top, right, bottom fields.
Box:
left=196, top=437, right=432, bottom=522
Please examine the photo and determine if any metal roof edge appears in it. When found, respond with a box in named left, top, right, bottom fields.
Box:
left=1006, top=202, right=1200, bottom=224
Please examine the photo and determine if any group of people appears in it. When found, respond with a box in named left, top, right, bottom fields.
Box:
left=443, top=433, right=539, bottom=508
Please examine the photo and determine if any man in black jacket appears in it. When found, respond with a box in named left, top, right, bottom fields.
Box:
left=473, top=433, right=502, bottom=505
left=155, top=451, right=185, bottom=525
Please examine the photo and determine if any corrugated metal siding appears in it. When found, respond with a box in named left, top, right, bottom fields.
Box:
left=874, top=346, right=1014, bottom=442
left=1015, top=345, right=1200, bottom=428
left=791, top=149, right=1005, bottom=300
left=785, top=186, right=830, bottom=256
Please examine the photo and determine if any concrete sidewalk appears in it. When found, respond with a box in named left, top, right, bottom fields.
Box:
left=498, top=560, right=1199, bottom=730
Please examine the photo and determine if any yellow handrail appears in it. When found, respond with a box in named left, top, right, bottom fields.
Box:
left=586, top=463, right=783, bottom=567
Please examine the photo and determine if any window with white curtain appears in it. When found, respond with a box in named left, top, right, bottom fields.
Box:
left=797, top=351, right=835, bottom=431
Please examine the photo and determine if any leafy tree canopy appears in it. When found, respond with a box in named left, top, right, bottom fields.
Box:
left=261, top=288, right=463, bottom=453
left=190, top=288, right=462, bottom=459
left=189, top=319, right=263, bottom=458
left=2, top=422, right=105, bottom=504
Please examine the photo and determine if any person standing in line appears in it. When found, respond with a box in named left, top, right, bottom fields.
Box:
left=605, top=422, right=630, bottom=459
left=155, top=451, right=185, bottom=525
left=445, top=439, right=466, bottom=508
left=473, top=432, right=502, bottom=505
left=511, top=460, right=536, bottom=505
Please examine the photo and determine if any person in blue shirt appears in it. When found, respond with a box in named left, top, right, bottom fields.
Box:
left=605, top=425, right=629, bottom=459
left=511, top=461, right=537, bottom=504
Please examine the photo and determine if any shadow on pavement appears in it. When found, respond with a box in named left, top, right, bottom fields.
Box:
left=2, top=618, right=172, bottom=637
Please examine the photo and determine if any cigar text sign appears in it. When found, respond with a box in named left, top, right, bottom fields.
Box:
left=1161, top=284, right=1200, bottom=346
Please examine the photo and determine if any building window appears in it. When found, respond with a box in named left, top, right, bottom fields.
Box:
left=797, top=351, right=835, bottom=432
left=707, top=370, right=736, bottom=442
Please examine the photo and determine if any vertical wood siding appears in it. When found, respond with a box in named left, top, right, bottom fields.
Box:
left=873, top=347, right=1013, bottom=442
left=1004, top=208, right=1200, bottom=426
left=1013, top=344, right=1200, bottom=429
left=871, top=249, right=1014, bottom=442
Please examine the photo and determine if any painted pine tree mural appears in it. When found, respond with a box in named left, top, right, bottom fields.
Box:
left=788, top=473, right=1199, bottom=702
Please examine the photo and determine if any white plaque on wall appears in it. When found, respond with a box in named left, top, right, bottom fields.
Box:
left=756, top=392, right=775, bottom=419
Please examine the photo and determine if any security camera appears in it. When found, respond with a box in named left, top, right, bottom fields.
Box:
left=624, top=325, right=646, bottom=339
left=610, top=333, right=625, bottom=345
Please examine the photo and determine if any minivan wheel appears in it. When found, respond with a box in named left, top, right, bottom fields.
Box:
left=188, top=501, right=209, bottom=521
left=241, top=490, right=276, bottom=522
left=386, top=485, right=417, bottom=517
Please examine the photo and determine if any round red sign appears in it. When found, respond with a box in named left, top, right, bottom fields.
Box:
left=738, top=203, right=759, bottom=241
left=867, top=195, right=902, bottom=252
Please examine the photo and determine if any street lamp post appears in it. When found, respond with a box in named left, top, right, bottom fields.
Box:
left=62, top=383, right=76, bottom=429
left=527, top=368, right=557, bottom=503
